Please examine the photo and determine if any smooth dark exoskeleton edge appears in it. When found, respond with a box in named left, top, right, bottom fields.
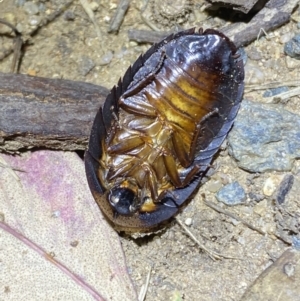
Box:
left=85, top=28, right=245, bottom=232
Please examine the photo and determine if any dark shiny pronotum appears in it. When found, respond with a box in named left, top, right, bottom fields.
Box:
left=85, top=28, right=244, bottom=232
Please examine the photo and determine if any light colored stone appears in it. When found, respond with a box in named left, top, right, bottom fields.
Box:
left=263, top=175, right=284, bottom=196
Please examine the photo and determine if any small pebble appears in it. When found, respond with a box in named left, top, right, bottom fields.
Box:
left=184, top=217, right=193, bottom=227
left=280, top=32, right=293, bottom=44
left=285, top=56, right=300, bottom=69
left=38, top=3, right=46, bottom=12
left=237, top=236, right=245, bottom=245
left=284, top=34, right=300, bottom=59
left=253, top=199, right=268, bottom=216
left=3, top=13, right=16, bottom=26
left=0, top=13, right=16, bottom=34
left=206, top=179, right=223, bottom=193
left=70, top=240, right=79, bottom=247
left=15, top=0, right=26, bottom=6
left=244, top=62, right=265, bottom=84
left=0, top=23, right=12, bottom=35
left=248, top=192, right=264, bottom=202
left=27, top=69, right=37, bottom=76
left=219, top=172, right=230, bottom=185
left=231, top=218, right=240, bottom=226
left=24, top=1, right=39, bottom=15
left=98, top=51, right=114, bottom=66
left=247, top=46, right=262, bottom=61
left=262, top=175, right=284, bottom=196
left=51, top=210, right=61, bottom=218
left=292, top=236, right=300, bottom=250
left=28, top=15, right=42, bottom=26
left=283, top=262, right=295, bottom=277
left=64, top=10, right=76, bottom=21
left=16, top=23, right=23, bottom=33
left=263, top=86, right=289, bottom=97
left=103, top=15, right=111, bottom=23
left=216, top=181, right=246, bottom=206
left=273, top=174, right=294, bottom=204
left=115, top=47, right=129, bottom=59
left=78, top=56, right=95, bottom=76
left=90, top=1, right=99, bottom=11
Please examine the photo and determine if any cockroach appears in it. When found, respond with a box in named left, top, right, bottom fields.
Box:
left=85, top=28, right=244, bottom=232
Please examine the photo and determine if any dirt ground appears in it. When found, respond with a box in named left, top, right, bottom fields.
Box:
left=1, top=1, right=300, bottom=300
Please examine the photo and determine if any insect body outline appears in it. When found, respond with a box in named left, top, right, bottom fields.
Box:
left=85, top=28, right=244, bottom=232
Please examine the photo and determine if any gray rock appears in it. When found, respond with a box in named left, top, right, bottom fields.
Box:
left=78, top=56, right=95, bottom=76
left=98, top=51, right=114, bottom=66
left=228, top=100, right=300, bottom=172
left=292, top=236, right=300, bottom=250
left=28, top=15, right=42, bottom=26
left=247, top=46, right=262, bottom=61
left=284, top=34, right=300, bottom=59
left=248, top=192, right=264, bottom=203
left=38, top=3, right=46, bottom=13
left=15, top=0, right=26, bottom=7
left=216, top=182, right=246, bottom=206
left=274, top=174, right=294, bottom=205
left=24, top=1, right=39, bottom=15
left=263, top=86, right=289, bottom=97
left=64, top=10, right=76, bottom=21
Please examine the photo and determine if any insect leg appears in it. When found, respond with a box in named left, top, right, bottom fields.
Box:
left=163, top=154, right=203, bottom=189
left=143, top=167, right=158, bottom=201
left=119, top=96, right=157, bottom=117
left=163, top=155, right=182, bottom=188
left=180, top=164, right=202, bottom=187
left=107, top=136, right=144, bottom=154
left=172, top=132, right=190, bottom=168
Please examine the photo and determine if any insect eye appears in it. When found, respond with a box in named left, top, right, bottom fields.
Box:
left=108, top=187, right=138, bottom=215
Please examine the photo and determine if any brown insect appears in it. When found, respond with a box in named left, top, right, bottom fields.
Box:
left=85, top=28, right=244, bottom=232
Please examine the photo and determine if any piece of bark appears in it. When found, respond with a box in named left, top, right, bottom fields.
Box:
left=204, top=0, right=264, bottom=14
left=128, top=29, right=170, bottom=44
left=129, top=0, right=298, bottom=47
left=0, top=72, right=109, bottom=153
left=222, top=0, right=299, bottom=48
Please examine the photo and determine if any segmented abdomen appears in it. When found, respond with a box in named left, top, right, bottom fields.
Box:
left=103, top=35, right=238, bottom=198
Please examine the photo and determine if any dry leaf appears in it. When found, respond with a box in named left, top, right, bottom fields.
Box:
left=0, top=151, right=137, bottom=301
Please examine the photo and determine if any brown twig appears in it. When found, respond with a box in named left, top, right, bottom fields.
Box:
left=245, top=80, right=300, bottom=92
left=204, top=0, right=263, bottom=14
left=204, top=200, right=266, bottom=236
left=176, top=217, right=240, bottom=260
left=108, top=0, right=130, bottom=33
left=0, top=18, right=23, bottom=73
left=0, top=72, right=109, bottom=153
left=128, top=0, right=298, bottom=47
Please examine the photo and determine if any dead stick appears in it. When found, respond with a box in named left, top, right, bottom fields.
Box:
left=108, top=0, right=130, bottom=33
left=222, top=0, right=298, bottom=48
left=0, top=72, right=109, bottom=153
left=204, top=200, right=266, bottom=236
left=128, top=0, right=298, bottom=47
